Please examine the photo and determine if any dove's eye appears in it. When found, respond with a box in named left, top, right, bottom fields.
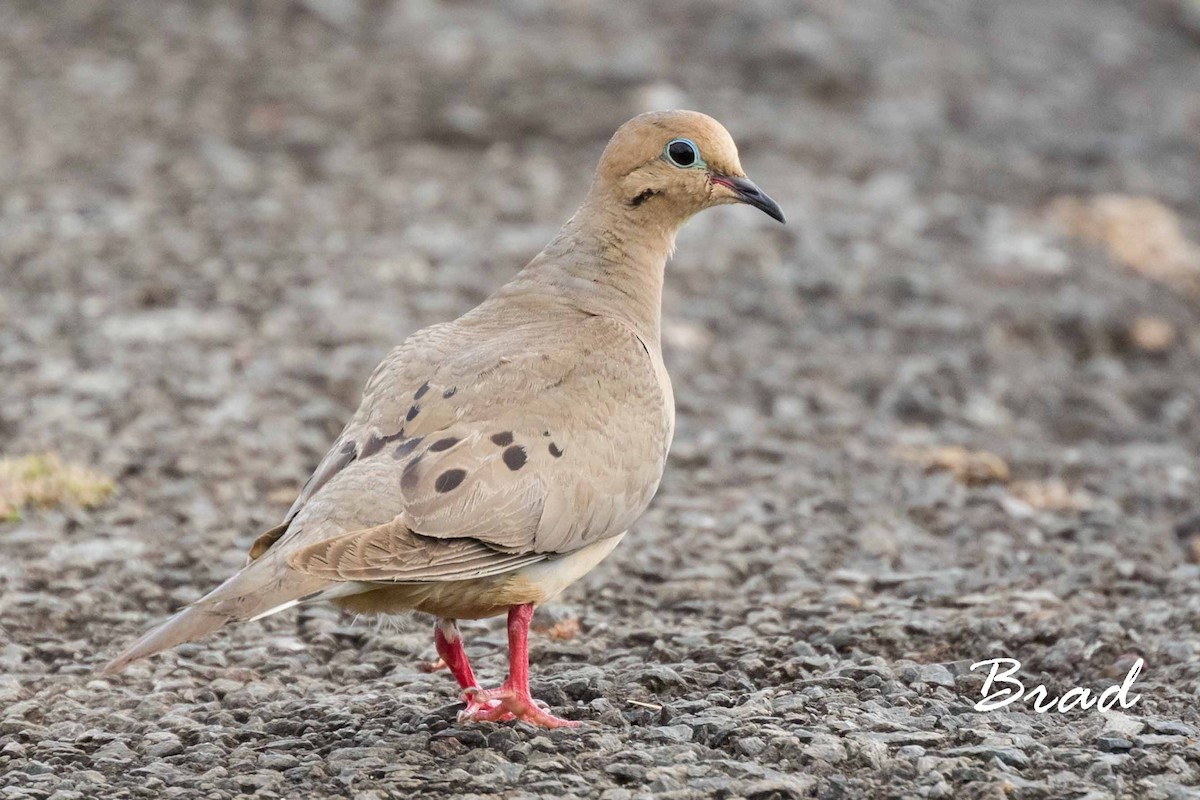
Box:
left=665, top=138, right=700, bottom=168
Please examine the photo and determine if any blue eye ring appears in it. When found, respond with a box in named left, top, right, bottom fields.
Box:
left=664, top=138, right=702, bottom=168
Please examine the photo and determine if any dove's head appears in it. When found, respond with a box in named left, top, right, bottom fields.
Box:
left=592, top=110, right=785, bottom=228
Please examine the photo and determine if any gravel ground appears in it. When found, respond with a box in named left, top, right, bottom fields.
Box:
left=4, top=1, right=1200, bottom=798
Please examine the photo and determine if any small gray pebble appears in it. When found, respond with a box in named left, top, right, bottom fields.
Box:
left=917, top=664, right=955, bottom=687
left=1096, top=737, right=1134, bottom=753
left=736, top=735, right=768, bottom=756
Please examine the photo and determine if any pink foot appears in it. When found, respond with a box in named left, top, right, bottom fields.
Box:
left=457, top=687, right=516, bottom=724
left=421, top=656, right=448, bottom=673
left=458, top=686, right=579, bottom=729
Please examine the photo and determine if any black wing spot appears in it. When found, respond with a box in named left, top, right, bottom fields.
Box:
left=340, top=441, right=357, bottom=456
left=491, top=431, right=514, bottom=447
left=429, top=437, right=459, bottom=452
left=435, top=469, right=467, bottom=493
left=414, top=381, right=430, bottom=400
left=443, top=386, right=457, bottom=398
left=503, top=445, right=527, bottom=471
left=407, top=405, right=420, bottom=421
left=394, top=436, right=425, bottom=459
left=401, top=454, right=423, bottom=490
left=362, top=430, right=405, bottom=458
left=361, top=434, right=385, bottom=458
left=548, top=443, right=564, bottom=458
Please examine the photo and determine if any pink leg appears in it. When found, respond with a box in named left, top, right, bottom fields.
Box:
left=434, top=619, right=513, bottom=722
left=459, top=604, right=578, bottom=728
left=434, top=619, right=478, bottom=690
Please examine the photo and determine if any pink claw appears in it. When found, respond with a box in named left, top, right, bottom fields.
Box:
left=459, top=686, right=578, bottom=729
left=457, top=688, right=516, bottom=723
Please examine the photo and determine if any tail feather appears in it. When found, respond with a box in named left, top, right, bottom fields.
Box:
left=103, top=605, right=231, bottom=675
left=103, top=553, right=339, bottom=675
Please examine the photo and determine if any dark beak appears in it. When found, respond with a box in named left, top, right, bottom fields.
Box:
left=712, top=175, right=786, bottom=223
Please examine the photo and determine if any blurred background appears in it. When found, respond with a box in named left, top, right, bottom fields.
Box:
left=3, top=1, right=1200, bottom=797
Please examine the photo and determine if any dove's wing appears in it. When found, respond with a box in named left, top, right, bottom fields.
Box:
left=281, top=312, right=672, bottom=582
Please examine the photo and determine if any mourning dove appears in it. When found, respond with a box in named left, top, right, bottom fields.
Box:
left=106, top=110, right=784, bottom=727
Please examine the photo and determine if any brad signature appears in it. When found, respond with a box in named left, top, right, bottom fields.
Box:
left=969, top=657, right=1143, bottom=713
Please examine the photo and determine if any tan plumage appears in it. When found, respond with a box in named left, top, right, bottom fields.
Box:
left=105, top=111, right=783, bottom=725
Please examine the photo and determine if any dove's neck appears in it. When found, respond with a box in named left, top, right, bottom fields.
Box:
left=500, top=192, right=678, bottom=346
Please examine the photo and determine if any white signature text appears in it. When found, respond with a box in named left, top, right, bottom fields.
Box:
left=969, top=657, right=1143, bottom=713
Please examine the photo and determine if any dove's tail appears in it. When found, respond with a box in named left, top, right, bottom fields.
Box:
left=102, top=603, right=236, bottom=675
left=102, top=551, right=352, bottom=675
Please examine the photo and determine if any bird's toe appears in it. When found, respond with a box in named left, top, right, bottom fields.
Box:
left=457, top=687, right=577, bottom=728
